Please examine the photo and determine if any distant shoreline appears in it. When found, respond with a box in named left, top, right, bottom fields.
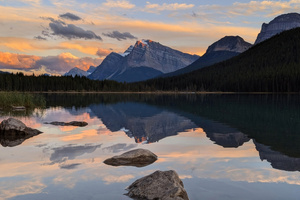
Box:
left=25, top=91, right=300, bottom=94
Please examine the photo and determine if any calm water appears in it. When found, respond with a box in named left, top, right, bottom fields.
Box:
left=0, top=94, right=300, bottom=200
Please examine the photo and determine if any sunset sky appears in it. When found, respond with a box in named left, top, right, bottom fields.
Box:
left=0, top=0, right=299, bottom=75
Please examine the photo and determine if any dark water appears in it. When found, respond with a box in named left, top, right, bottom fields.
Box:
left=0, top=94, right=300, bottom=200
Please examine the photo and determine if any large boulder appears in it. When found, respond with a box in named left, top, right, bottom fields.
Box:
left=0, top=118, right=27, bottom=131
left=103, top=148, right=157, bottom=167
left=126, top=170, right=189, bottom=200
left=0, top=118, right=42, bottom=147
left=45, top=121, right=88, bottom=127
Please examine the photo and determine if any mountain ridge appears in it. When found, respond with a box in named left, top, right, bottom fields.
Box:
left=162, top=36, right=252, bottom=78
left=255, top=12, right=300, bottom=44
left=88, top=39, right=199, bottom=82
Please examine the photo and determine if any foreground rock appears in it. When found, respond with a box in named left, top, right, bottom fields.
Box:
left=45, top=121, right=88, bottom=127
left=104, top=148, right=157, bottom=167
left=126, top=170, right=189, bottom=200
left=0, top=118, right=42, bottom=147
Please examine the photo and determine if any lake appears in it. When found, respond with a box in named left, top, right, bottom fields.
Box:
left=0, top=94, right=300, bottom=200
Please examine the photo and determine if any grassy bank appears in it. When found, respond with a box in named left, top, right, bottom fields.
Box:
left=0, top=92, right=46, bottom=109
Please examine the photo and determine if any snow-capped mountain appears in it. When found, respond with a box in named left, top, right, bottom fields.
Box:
left=88, top=39, right=199, bottom=82
left=64, top=66, right=96, bottom=77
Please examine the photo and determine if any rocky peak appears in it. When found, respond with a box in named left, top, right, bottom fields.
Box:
left=89, top=39, right=199, bottom=81
left=255, top=13, right=300, bottom=44
left=125, top=39, right=199, bottom=73
left=206, top=36, right=252, bottom=54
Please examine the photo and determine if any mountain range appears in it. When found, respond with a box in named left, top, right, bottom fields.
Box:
left=64, top=12, right=300, bottom=84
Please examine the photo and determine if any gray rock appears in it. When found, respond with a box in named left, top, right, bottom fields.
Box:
left=103, top=148, right=157, bottom=167
left=126, top=170, right=189, bottom=200
left=255, top=13, right=300, bottom=44
left=45, top=121, right=88, bottom=127
left=0, top=118, right=27, bottom=131
left=0, top=118, right=42, bottom=147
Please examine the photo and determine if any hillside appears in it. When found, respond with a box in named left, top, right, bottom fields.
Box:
left=163, top=36, right=251, bottom=77
left=139, top=27, right=300, bottom=92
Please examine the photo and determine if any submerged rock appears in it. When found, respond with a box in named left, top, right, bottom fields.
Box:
left=104, top=148, right=157, bottom=167
left=0, top=118, right=42, bottom=147
left=126, top=170, right=189, bottom=200
left=45, top=121, right=88, bottom=127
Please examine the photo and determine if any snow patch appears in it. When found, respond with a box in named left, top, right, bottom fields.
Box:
left=141, top=39, right=148, bottom=46
left=119, top=45, right=134, bottom=57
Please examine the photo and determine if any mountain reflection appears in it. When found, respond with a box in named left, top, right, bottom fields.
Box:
left=43, top=93, right=300, bottom=172
left=89, top=102, right=197, bottom=143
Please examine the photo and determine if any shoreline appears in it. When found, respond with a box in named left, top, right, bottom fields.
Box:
left=31, top=91, right=300, bottom=94
left=1, top=91, right=300, bottom=94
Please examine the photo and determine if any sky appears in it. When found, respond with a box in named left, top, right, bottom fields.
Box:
left=0, top=0, right=300, bottom=75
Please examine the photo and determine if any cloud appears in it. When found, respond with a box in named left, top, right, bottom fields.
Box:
left=40, top=16, right=66, bottom=25
left=102, top=30, right=137, bottom=41
left=0, top=52, right=40, bottom=69
left=145, top=2, right=194, bottom=13
left=0, top=51, right=102, bottom=74
left=35, top=52, right=102, bottom=73
left=34, top=36, right=47, bottom=40
left=96, top=48, right=111, bottom=57
left=103, top=0, right=135, bottom=9
left=103, top=143, right=138, bottom=153
left=59, top=163, right=81, bottom=169
left=49, top=144, right=102, bottom=164
left=198, top=0, right=300, bottom=17
left=49, top=21, right=102, bottom=40
left=59, top=12, right=82, bottom=21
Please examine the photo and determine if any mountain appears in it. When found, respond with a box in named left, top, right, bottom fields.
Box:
left=87, top=66, right=96, bottom=74
left=163, top=36, right=252, bottom=77
left=64, top=67, right=88, bottom=77
left=255, top=13, right=300, bottom=44
left=140, top=27, right=300, bottom=92
left=65, top=66, right=96, bottom=77
left=88, top=39, right=199, bottom=82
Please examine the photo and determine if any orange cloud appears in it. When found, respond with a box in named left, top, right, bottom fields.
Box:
left=102, top=0, right=135, bottom=9
left=145, top=3, right=194, bottom=13
left=0, top=51, right=101, bottom=74
left=0, top=51, right=41, bottom=69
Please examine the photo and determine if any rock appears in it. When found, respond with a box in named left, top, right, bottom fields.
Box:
left=0, top=118, right=42, bottom=147
left=45, top=121, right=88, bottom=127
left=103, top=148, right=157, bottom=167
left=255, top=13, right=300, bottom=44
left=0, top=118, right=27, bottom=131
left=126, top=170, right=189, bottom=200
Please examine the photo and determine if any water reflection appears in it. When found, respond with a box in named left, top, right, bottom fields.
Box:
left=90, top=102, right=197, bottom=143
left=0, top=94, right=300, bottom=199
left=0, top=129, right=42, bottom=147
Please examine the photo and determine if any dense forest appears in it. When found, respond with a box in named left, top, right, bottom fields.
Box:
left=0, top=73, right=128, bottom=92
left=1, top=27, right=300, bottom=92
